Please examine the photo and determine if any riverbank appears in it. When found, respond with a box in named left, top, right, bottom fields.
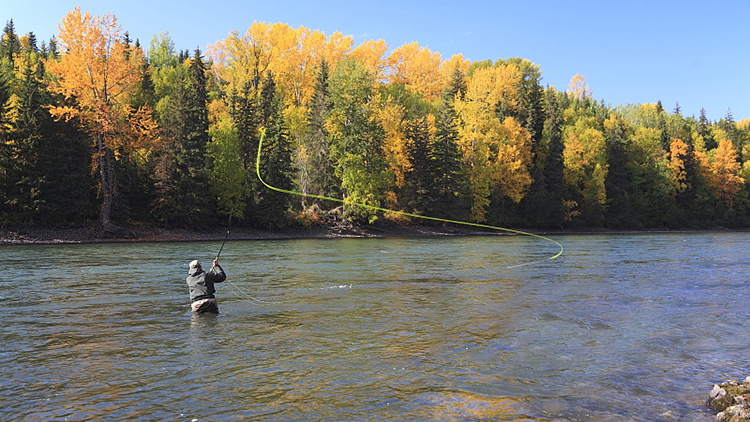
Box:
left=0, top=222, right=489, bottom=245
left=2, top=222, right=746, bottom=245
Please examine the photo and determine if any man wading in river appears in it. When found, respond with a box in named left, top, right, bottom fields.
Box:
left=186, top=259, right=226, bottom=314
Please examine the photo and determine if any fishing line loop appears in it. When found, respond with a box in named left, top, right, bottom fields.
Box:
left=255, top=129, right=564, bottom=263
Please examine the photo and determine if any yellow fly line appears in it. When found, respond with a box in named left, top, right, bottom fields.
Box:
left=255, top=129, right=563, bottom=261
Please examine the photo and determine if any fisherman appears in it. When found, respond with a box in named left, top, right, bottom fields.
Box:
left=186, top=258, right=226, bottom=314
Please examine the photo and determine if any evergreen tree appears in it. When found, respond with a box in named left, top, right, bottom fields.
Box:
left=112, top=149, right=156, bottom=224
left=259, top=71, right=276, bottom=123
left=228, top=79, right=261, bottom=220
left=123, top=31, right=132, bottom=50
left=24, top=32, right=37, bottom=53
left=154, top=49, right=214, bottom=227
left=657, top=106, right=670, bottom=151
left=446, top=64, right=467, bottom=100
left=42, top=119, right=93, bottom=225
left=48, top=37, right=58, bottom=59
left=509, top=69, right=545, bottom=226
left=525, top=82, right=545, bottom=147
left=516, top=85, right=565, bottom=228
left=403, top=115, right=433, bottom=215
left=604, top=116, right=634, bottom=228
left=698, top=108, right=716, bottom=150
left=256, top=72, right=294, bottom=228
left=429, top=88, right=470, bottom=221
left=720, top=109, right=738, bottom=152
left=498, top=58, right=545, bottom=146
left=542, top=87, right=567, bottom=228
left=0, top=20, right=20, bottom=64
left=682, top=143, right=710, bottom=227
left=0, top=63, right=9, bottom=220
left=132, top=59, right=156, bottom=109
left=5, top=57, right=92, bottom=225
left=6, top=57, right=47, bottom=223
left=152, top=85, right=183, bottom=225
left=304, top=60, right=339, bottom=204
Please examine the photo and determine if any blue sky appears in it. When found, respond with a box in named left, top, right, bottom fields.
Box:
left=3, top=0, right=749, bottom=121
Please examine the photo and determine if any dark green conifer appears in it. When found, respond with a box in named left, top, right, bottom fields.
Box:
left=6, top=57, right=92, bottom=225
left=604, top=116, right=634, bottom=228
left=0, top=20, right=20, bottom=64
left=47, top=37, right=58, bottom=59
left=542, top=87, right=566, bottom=228
left=305, top=60, right=339, bottom=203
left=228, top=78, right=261, bottom=219
left=428, top=87, right=470, bottom=221
left=256, top=72, right=294, bottom=228
left=153, top=49, right=214, bottom=227
left=403, top=115, right=432, bottom=215
left=698, top=108, right=716, bottom=150
left=25, top=32, right=37, bottom=53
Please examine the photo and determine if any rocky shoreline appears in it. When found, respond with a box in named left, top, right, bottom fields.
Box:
left=708, top=378, right=750, bottom=422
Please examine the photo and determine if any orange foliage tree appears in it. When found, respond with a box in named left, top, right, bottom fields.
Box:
left=710, top=137, right=744, bottom=206
left=46, top=8, right=158, bottom=225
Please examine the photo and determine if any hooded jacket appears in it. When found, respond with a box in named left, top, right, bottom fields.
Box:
left=186, top=264, right=226, bottom=302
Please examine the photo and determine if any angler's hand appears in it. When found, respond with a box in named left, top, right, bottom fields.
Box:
left=213, top=258, right=219, bottom=268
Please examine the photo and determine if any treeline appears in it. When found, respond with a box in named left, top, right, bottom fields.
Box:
left=2, top=10, right=750, bottom=231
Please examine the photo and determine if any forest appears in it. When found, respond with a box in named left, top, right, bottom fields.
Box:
left=2, top=8, right=750, bottom=232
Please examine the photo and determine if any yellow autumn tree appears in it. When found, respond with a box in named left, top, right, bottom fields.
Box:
left=208, top=21, right=287, bottom=97
left=387, top=41, right=443, bottom=102
left=669, top=137, right=691, bottom=194
left=490, top=117, right=533, bottom=203
left=351, top=39, right=389, bottom=80
left=379, top=98, right=410, bottom=189
left=210, top=22, right=353, bottom=107
left=46, top=8, right=158, bottom=226
left=273, top=26, right=353, bottom=108
left=563, top=115, right=607, bottom=219
left=567, top=73, right=592, bottom=100
left=455, top=64, right=530, bottom=221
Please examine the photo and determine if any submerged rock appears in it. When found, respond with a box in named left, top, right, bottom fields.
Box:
left=709, top=377, right=750, bottom=421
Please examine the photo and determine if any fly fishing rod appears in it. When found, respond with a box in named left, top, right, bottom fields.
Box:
left=212, top=214, right=270, bottom=304
left=212, top=215, right=232, bottom=268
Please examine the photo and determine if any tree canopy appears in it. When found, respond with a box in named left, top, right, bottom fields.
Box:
left=2, top=12, right=749, bottom=230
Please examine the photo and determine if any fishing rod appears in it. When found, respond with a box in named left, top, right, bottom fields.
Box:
left=212, top=215, right=232, bottom=269
left=212, top=213, right=271, bottom=304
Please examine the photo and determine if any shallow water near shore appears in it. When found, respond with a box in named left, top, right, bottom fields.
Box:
left=2, top=232, right=747, bottom=421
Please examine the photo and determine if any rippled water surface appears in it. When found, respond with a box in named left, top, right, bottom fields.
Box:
left=2, top=233, right=749, bottom=421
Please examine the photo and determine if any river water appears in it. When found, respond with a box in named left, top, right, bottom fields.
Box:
left=2, top=232, right=748, bottom=421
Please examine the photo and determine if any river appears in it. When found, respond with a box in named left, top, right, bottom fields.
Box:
left=2, top=232, right=747, bottom=421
